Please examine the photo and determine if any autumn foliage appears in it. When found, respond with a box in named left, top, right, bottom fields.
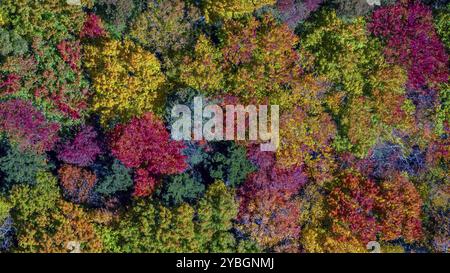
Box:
left=369, top=0, right=448, bottom=90
left=110, top=113, right=187, bottom=197
left=328, top=172, right=423, bottom=245
left=57, top=126, right=102, bottom=167
left=238, top=147, right=306, bottom=252
left=0, top=99, right=59, bottom=153
left=58, top=165, right=97, bottom=204
left=0, top=0, right=447, bottom=254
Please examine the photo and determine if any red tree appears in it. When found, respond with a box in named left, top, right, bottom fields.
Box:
left=80, top=14, right=106, bottom=39
left=0, top=99, right=60, bottom=153
left=57, top=40, right=82, bottom=71
left=57, top=126, right=102, bottom=167
left=328, top=171, right=423, bottom=244
left=110, top=113, right=187, bottom=197
left=0, top=74, right=20, bottom=95
left=377, top=173, right=423, bottom=242
left=328, top=173, right=380, bottom=243
left=238, top=146, right=307, bottom=252
left=369, top=0, right=448, bottom=91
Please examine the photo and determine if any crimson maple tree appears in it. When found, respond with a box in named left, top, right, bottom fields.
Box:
left=110, top=113, right=187, bottom=197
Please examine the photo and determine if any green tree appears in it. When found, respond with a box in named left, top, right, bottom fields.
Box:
left=0, top=28, right=28, bottom=57
left=201, top=0, right=276, bottom=22
left=204, top=142, right=256, bottom=187
left=300, top=9, right=416, bottom=157
left=0, top=0, right=92, bottom=43
left=160, top=173, right=205, bottom=207
left=8, top=172, right=60, bottom=252
left=197, top=181, right=238, bottom=252
left=434, top=2, right=449, bottom=50
left=0, top=197, right=11, bottom=223
left=108, top=200, right=199, bottom=253
left=0, top=146, right=49, bottom=190
left=95, top=159, right=133, bottom=197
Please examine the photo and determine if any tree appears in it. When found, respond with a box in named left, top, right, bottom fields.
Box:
left=197, top=181, right=238, bottom=252
left=328, top=172, right=380, bottom=244
left=0, top=99, right=60, bottom=153
left=202, top=142, right=256, bottom=187
left=94, top=159, right=133, bottom=197
left=8, top=171, right=103, bottom=252
left=104, top=182, right=239, bottom=253
left=180, top=34, right=225, bottom=94
left=327, top=171, right=423, bottom=246
left=110, top=113, right=187, bottom=197
left=0, top=0, right=444, bottom=254
left=0, top=214, right=13, bottom=251
left=0, top=198, right=10, bottom=224
left=80, top=13, right=106, bottom=39
left=181, top=13, right=312, bottom=110
left=276, top=0, right=324, bottom=28
left=1, top=38, right=91, bottom=125
left=428, top=208, right=449, bottom=253
left=278, top=107, right=337, bottom=184
left=56, top=40, right=82, bottom=72
left=105, top=200, right=199, bottom=252
left=0, top=73, right=20, bottom=96
left=201, top=0, right=276, bottom=22
left=300, top=9, right=381, bottom=97
left=160, top=173, right=205, bottom=207
left=330, top=0, right=379, bottom=19
left=221, top=14, right=304, bottom=107
left=83, top=38, right=166, bottom=126
left=357, top=142, right=424, bottom=180
left=58, top=165, right=97, bottom=204
left=434, top=3, right=449, bottom=50
left=132, top=168, right=159, bottom=197
left=435, top=82, right=449, bottom=136
left=417, top=129, right=449, bottom=252
left=57, top=126, right=102, bottom=167
left=376, top=173, right=423, bottom=242
left=0, top=0, right=91, bottom=44
left=130, top=0, right=200, bottom=74
left=369, top=0, right=448, bottom=91
left=94, top=0, right=143, bottom=36
left=300, top=9, right=418, bottom=158
left=0, top=28, right=28, bottom=57
left=238, top=147, right=306, bottom=252
left=0, top=145, right=49, bottom=189
left=38, top=200, right=103, bottom=253
left=8, top=171, right=59, bottom=252
left=0, top=196, right=12, bottom=251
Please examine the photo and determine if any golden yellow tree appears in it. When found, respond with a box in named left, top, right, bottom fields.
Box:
left=179, top=34, right=224, bottom=94
left=83, top=38, right=166, bottom=126
left=202, top=0, right=276, bottom=21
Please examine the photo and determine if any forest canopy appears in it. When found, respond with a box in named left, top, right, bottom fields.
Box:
left=0, top=0, right=448, bottom=254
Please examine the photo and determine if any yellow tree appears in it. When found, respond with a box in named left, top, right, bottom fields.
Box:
left=180, top=34, right=225, bottom=94
left=8, top=172, right=102, bottom=252
left=202, top=0, right=276, bottom=21
left=83, top=38, right=166, bottom=126
left=0, top=0, right=93, bottom=42
left=180, top=14, right=318, bottom=111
